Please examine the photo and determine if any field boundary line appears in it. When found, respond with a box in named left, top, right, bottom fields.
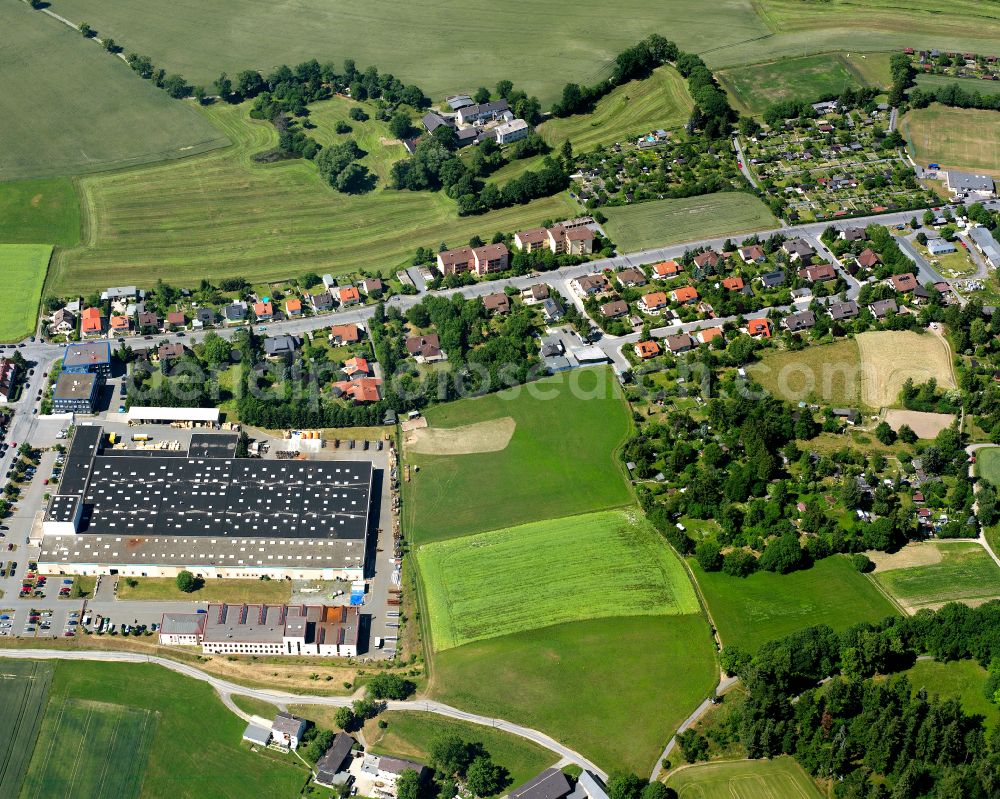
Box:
left=862, top=570, right=909, bottom=616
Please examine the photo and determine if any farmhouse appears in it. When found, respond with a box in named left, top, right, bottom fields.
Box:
left=495, top=119, right=530, bottom=145
left=456, top=99, right=510, bottom=126
left=738, top=245, right=766, bottom=264
left=40, top=426, right=374, bottom=581
left=360, top=754, right=429, bottom=797
left=945, top=170, right=995, bottom=198
left=616, top=267, right=647, bottom=287
left=634, top=340, right=660, bottom=359
left=271, top=713, right=308, bottom=750
left=406, top=334, right=446, bottom=363
left=639, top=292, right=669, bottom=312
left=890, top=273, right=918, bottom=293
left=437, top=243, right=510, bottom=276
left=601, top=300, right=628, bottom=318
left=315, top=733, right=357, bottom=789
left=509, top=769, right=573, bottom=799
left=798, top=264, right=836, bottom=282
left=784, top=310, right=816, bottom=332
left=828, top=300, right=859, bottom=321
left=970, top=226, right=1000, bottom=268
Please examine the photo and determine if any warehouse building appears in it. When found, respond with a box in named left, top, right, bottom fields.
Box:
left=40, top=426, right=373, bottom=580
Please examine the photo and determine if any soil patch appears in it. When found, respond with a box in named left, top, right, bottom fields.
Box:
left=867, top=542, right=943, bottom=572
left=405, top=417, right=516, bottom=455
left=884, top=409, right=956, bottom=439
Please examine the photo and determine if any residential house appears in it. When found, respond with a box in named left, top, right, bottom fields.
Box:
left=80, top=307, right=104, bottom=337
left=109, top=315, right=130, bottom=335
left=832, top=408, right=859, bottom=424
left=157, top=342, right=185, bottom=363
left=421, top=111, right=452, bottom=133
left=798, top=264, right=836, bottom=282
left=101, top=285, right=143, bottom=303
left=783, top=238, right=816, bottom=261
left=253, top=301, right=274, bottom=321
left=721, top=275, right=745, bottom=291
left=495, top=119, right=530, bottom=145
left=456, top=99, right=509, bottom=126
left=0, top=359, right=18, bottom=402
left=693, top=250, right=722, bottom=270
left=547, top=224, right=594, bottom=256
left=285, top=298, right=303, bottom=317
left=482, top=292, right=511, bottom=315
left=223, top=302, right=248, bottom=325
left=322, top=274, right=336, bottom=290
left=747, top=318, right=772, bottom=338
left=263, top=334, right=300, bottom=359
left=869, top=298, right=898, bottom=318
left=137, top=311, right=159, bottom=332
left=509, top=769, right=573, bottom=799
left=784, top=310, right=816, bottom=332
left=541, top=297, right=563, bottom=323
left=166, top=310, right=187, bottom=329
left=634, top=340, right=660, bottom=359
left=738, top=245, right=766, bottom=264
left=927, top=237, right=957, bottom=256
left=828, top=300, right=859, bottom=321
left=314, top=733, right=357, bottom=790
left=697, top=326, right=724, bottom=345
left=270, top=713, right=307, bottom=751
left=329, top=324, right=361, bottom=345
left=572, top=274, right=608, bottom=297
left=616, top=267, right=647, bottom=287
left=50, top=308, right=76, bottom=334
left=666, top=333, right=695, bottom=354
left=759, top=270, right=786, bottom=289
left=437, top=243, right=510, bottom=276
left=856, top=248, right=882, bottom=270
left=342, top=356, right=371, bottom=378
left=193, top=308, right=216, bottom=329
left=970, top=226, right=1000, bottom=268
left=406, top=334, right=446, bottom=363
left=338, top=286, right=361, bottom=306
left=890, top=273, right=918, bottom=292
left=312, top=291, right=334, bottom=312
left=670, top=286, right=699, bottom=304
left=639, top=291, right=669, bottom=313
left=333, top=377, right=382, bottom=403
left=360, top=278, right=385, bottom=296
left=364, top=755, right=430, bottom=795
left=913, top=284, right=933, bottom=304
left=840, top=226, right=866, bottom=242
left=521, top=284, right=550, bottom=304
left=652, top=260, right=682, bottom=278
left=601, top=300, right=628, bottom=318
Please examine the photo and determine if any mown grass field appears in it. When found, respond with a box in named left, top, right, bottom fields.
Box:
left=601, top=193, right=779, bottom=253
left=47, top=101, right=579, bottom=295
left=22, top=697, right=158, bottom=799
left=748, top=338, right=862, bottom=407
left=873, top=542, right=1000, bottom=612
left=539, top=66, right=693, bottom=152
left=403, top=368, right=633, bottom=544
left=431, top=614, right=717, bottom=773
left=916, top=74, right=1000, bottom=97
left=48, top=0, right=769, bottom=106
left=0, top=660, right=52, bottom=799
left=0, top=178, right=80, bottom=247
left=418, top=509, right=698, bottom=650
left=0, top=3, right=228, bottom=181
left=901, top=104, right=1000, bottom=176
left=692, top=555, right=899, bottom=653
left=978, top=447, right=1000, bottom=488
left=307, top=97, right=409, bottom=183
left=900, top=659, right=998, bottom=729
left=116, top=576, right=291, bottom=603
left=363, top=711, right=556, bottom=790
left=665, top=756, right=824, bottom=798
left=41, top=660, right=308, bottom=798
left=718, top=53, right=867, bottom=116
left=0, top=245, right=52, bottom=343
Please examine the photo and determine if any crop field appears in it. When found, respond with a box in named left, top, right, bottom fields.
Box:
left=418, top=509, right=698, bottom=650
left=0, top=245, right=52, bottom=343
left=978, top=447, right=1000, bottom=488
left=0, top=660, right=53, bottom=799
left=403, top=368, right=633, bottom=544
left=364, top=711, right=556, bottom=789
left=856, top=330, right=955, bottom=408
left=601, top=193, right=779, bottom=253
left=44, top=660, right=308, bottom=798
left=0, top=3, right=229, bottom=181
left=900, top=659, right=997, bottom=729
left=21, top=697, right=158, bottom=799
left=748, top=339, right=862, bottom=406
left=901, top=104, right=1000, bottom=176
left=48, top=0, right=769, bottom=106
left=539, top=66, right=693, bottom=152
left=431, top=614, right=717, bottom=773
left=46, top=101, right=578, bottom=295
left=665, top=756, right=824, bottom=799
left=872, top=542, right=1000, bottom=612
left=0, top=178, right=80, bottom=247
left=718, top=53, right=867, bottom=116
left=692, top=555, right=899, bottom=652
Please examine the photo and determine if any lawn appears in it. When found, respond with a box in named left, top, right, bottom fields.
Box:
left=46, top=101, right=579, bottom=295
left=0, top=177, right=80, bottom=247
left=747, top=338, right=862, bottom=407
left=900, top=659, right=998, bottom=729
left=418, top=509, right=698, bottom=650
left=692, top=555, right=900, bottom=653
left=872, top=542, right=1000, bottom=612
left=718, top=53, right=867, bottom=116
left=403, top=367, right=633, bottom=544
left=363, top=711, right=556, bottom=790
left=231, top=695, right=281, bottom=719
left=901, top=104, right=1000, bottom=176
left=601, top=193, right=779, bottom=253
left=0, top=245, right=52, bottom=343
left=978, top=447, right=1000, bottom=488
left=116, top=577, right=292, bottom=603
left=39, top=660, right=308, bottom=798
left=21, top=697, right=158, bottom=799
left=47, top=0, right=769, bottom=106
left=0, top=660, right=52, bottom=799
left=431, top=614, right=718, bottom=774
left=0, top=3, right=229, bottom=181
left=538, top=66, right=694, bottom=152
left=665, top=756, right=824, bottom=798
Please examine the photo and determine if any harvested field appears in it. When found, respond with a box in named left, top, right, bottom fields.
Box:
left=405, top=417, right=516, bottom=455
left=872, top=542, right=1000, bottom=613
left=856, top=330, right=955, bottom=408
left=884, top=409, right=956, bottom=439
left=865, top=542, right=943, bottom=572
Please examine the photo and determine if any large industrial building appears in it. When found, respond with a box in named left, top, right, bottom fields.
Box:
left=40, top=426, right=374, bottom=580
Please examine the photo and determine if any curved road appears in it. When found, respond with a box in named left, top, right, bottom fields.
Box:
left=0, top=648, right=608, bottom=779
